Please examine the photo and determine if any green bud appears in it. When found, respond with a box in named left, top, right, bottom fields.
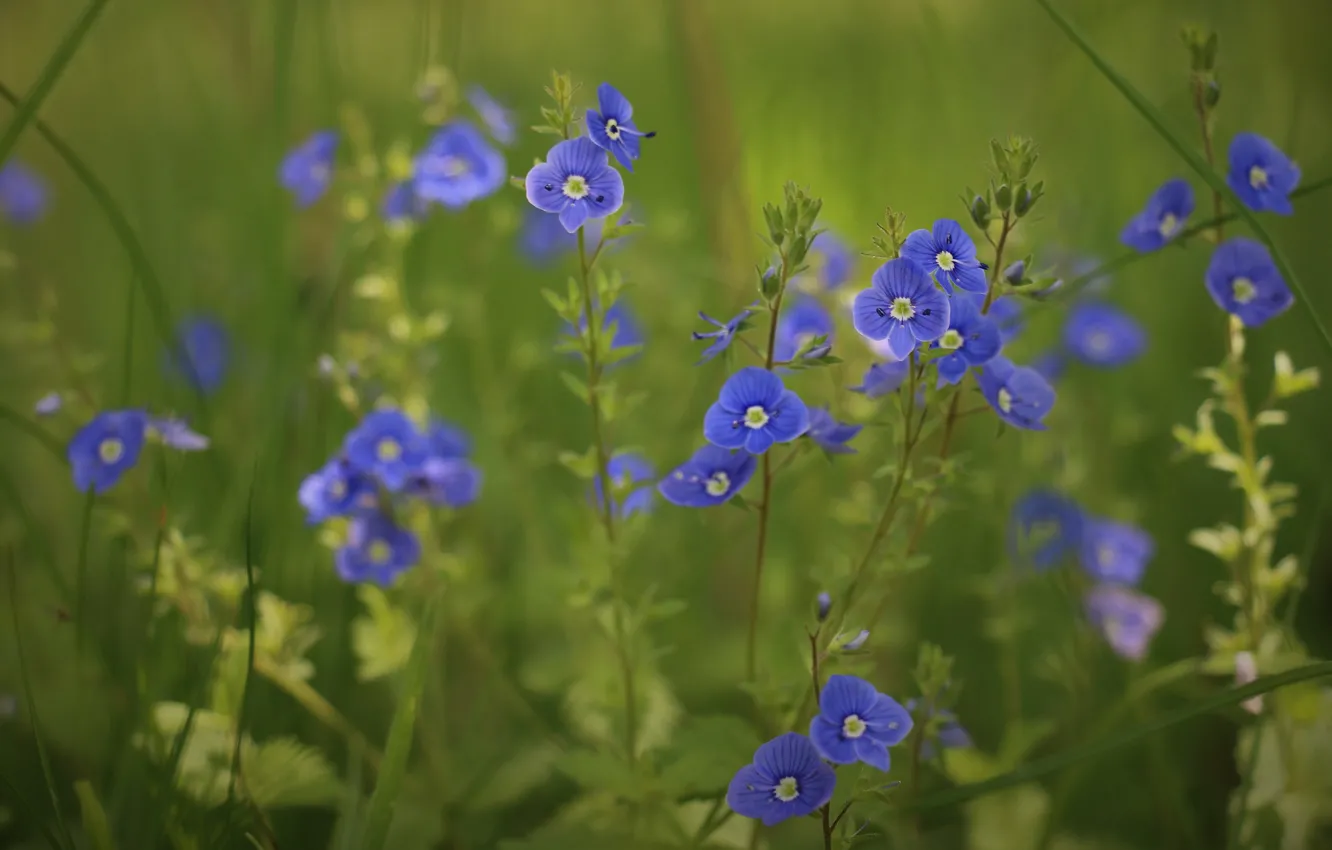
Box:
left=1181, top=25, right=1218, bottom=72
left=1204, top=79, right=1222, bottom=109
left=762, top=203, right=785, bottom=247
left=758, top=266, right=782, bottom=302
left=969, top=193, right=990, bottom=228
left=994, top=183, right=1013, bottom=212
left=1014, top=184, right=1034, bottom=217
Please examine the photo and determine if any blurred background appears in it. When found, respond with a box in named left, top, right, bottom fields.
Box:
left=1, top=0, right=1330, bottom=848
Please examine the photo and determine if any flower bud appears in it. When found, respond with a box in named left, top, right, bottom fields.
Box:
left=816, top=592, right=832, bottom=622
left=969, top=194, right=990, bottom=228
left=1003, top=260, right=1026, bottom=285
left=840, top=629, right=870, bottom=651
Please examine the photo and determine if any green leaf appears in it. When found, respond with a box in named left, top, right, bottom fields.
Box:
left=351, top=586, right=417, bottom=682
left=244, top=737, right=342, bottom=809
left=658, top=716, right=762, bottom=799
left=468, top=742, right=563, bottom=810
left=558, top=372, right=591, bottom=403
left=558, top=446, right=599, bottom=480
left=74, top=781, right=116, bottom=850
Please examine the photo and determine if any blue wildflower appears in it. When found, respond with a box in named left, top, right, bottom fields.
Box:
left=279, top=131, right=338, bottom=208
left=427, top=418, right=471, bottom=459
left=68, top=410, right=147, bottom=493
left=852, top=258, right=950, bottom=359
left=1205, top=237, right=1293, bottom=328
left=1119, top=178, right=1194, bottom=252
left=977, top=356, right=1055, bottom=431
left=335, top=512, right=421, bottom=585
left=703, top=367, right=810, bottom=455
left=1227, top=133, right=1300, bottom=216
left=807, top=406, right=862, bottom=455
left=593, top=452, right=656, bottom=519
left=413, top=120, right=506, bottom=210
left=983, top=295, right=1024, bottom=345
left=850, top=360, right=910, bottom=399
left=344, top=409, right=430, bottom=491
left=1030, top=350, right=1067, bottom=384
left=0, top=160, right=49, bottom=225
left=693, top=309, right=752, bottom=364
left=1003, top=260, right=1026, bottom=285
left=840, top=630, right=870, bottom=651
left=1008, top=489, right=1084, bottom=570
left=810, top=675, right=913, bottom=771
left=34, top=392, right=62, bottom=417
left=933, top=295, right=1000, bottom=385
left=585, top=83, right=653, bottom=172
left=466, top=85, right=516, bottom=146
left=526, top=137, right=625, bottom=233
left=657, top=444, right=757, bottom=508
left=812, top=231, right=853, bottom=290
left=414, top=457, right=482, bottom=508
left=1063, top=302, right=1146, bottom=368
left=774, top=296, right=835, bottom=362
left=726, top=733, right=836, bottom=827
left=1080, top=517, right=1153, bottom=586
left=165, top=315, right=230, bottom=394
left=299, top=459, right=374, bottom=524
left=1085, top=585, right=1164, bottom=661
left=147, top=417, right=210, bottom=451
left=901, top=219, right=988, bottom=294
left=382, top=181, right=427, bottom=224
left=520, top=207, right=579, bottom=264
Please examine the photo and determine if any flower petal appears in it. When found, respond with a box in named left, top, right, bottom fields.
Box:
left=524, top=162, right=568, bottom=213
left=852, top=288, right=895, bottom=340
left=703, top=402, right=746, bottom=449
left=720, top=366, right=785, bottom=410
left=597, top=82, right=633, bottom=120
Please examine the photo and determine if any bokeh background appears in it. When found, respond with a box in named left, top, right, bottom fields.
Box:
left=1, top=0, right=1330, bottom=848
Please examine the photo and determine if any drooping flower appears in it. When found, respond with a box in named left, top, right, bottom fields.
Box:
left=382, top=181, right=427, bottom=224
left=852, top=258, right=950, bottom=359
left=147, top=417, right=210, bottom=451
left=593, top=453, right=656, bottom=519
left=933, top=295, right=1001, bottom=385
left=809, top=675, right=913, bottom=771
left=977, top=356, right=1055, bottom=431
left=1227, top=133, right=1301, bottom=215
left=812, top=231, right=853, bottom=290
left=703, top=367, right=810, bottom=455
left=68, top=410, right=148, bottom=493
left=0, top=160, right=49, bottom=225
left=726, top=733, right=836, bottom=827
left=1119, top=178, right=1194, bottom=252
left=279, top=130, right=338, bottom=208
left=774, top=296, right=835, bottom=362
left=1080, top=517, right=1153, bottom=586
left=1063, top=302, right=1146, bottom=368
left=1205, top=237, right=1293, bottom=328
left=466, top=85, right=516, bottom=146
left=34, top=392, right=62, bottom=416
left=335, top=512, right=421, bottom=585
left=164, top=315, right=230, bottom=395
left=1008, top=489, right=1084, bottom=570
left=344, top=409, right=430, bottom=491
left=692, top=309, right=752, bottom=364
left=849, top=360, right=910, bottom=399
left=299, top=459, right=374, bottom=524
left=526, top=137, right=625, bottom=233
left=1084, top=585, right=1164, bottom=661
left=901, top=219, right=988, bottom=294
left=657, top=444, right=757, bottom=508
left=807, top=406, right=862, bottom=454
left=413, top=120, right=506, bottom=210
left=585, top=83, right=653, bottom=172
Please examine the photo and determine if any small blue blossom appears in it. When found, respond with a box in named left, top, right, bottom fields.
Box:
left=592, top=453, right=656, bottom=519
left=585, top=83, right=653, bottom=172
left=807, top=406, right=862, bottom=455
left=68, top=410, right=147, bottom=493
left=1205, top=237, right=1293, bottom=328
left=164, top=315, right=230, bottom=394
left=774, top=296, right=835, bottom=362
left=933, top=295, right=1001, bottom=385
left=692, top=309, right=752, bottom=364
left=344, top=409, right=430, bottom=492
left=840, top=630, right=870, bottom=651
left=1003, top=260, right=1026, bottom=285
left=413, top=120, right=507, bottom=210
left=1227, top=133, right=1301, bottom=215
left=657, top=444, right=757, bottom=508
left=34, top=392, right=62, bottom=417
left=427, top=418, right=471, bottom=459
left=810, top=675, right=913, bottom=772
left=816, top=592, right=832, bottom=622
left=299, top=459, right=374, bottom=524
left=520, top=207, right=579, bottom=264
left=1063, top=302, right=1146, bottom=368
left=726, top=733, right=836, bottom=827
left=1085, top=585, right=1164, bottom=661
left=983, top=295, right=1025, bottom=345
left=850, top=360, right=910, bottom=399
left=812, top=231, right=853, bottom=289
left=466, top=85, right=516, bottom=146
left=335, top=512, right=421, bottom=585
left=1119, top=178, right=1194, bottom=252
left=703, top=367, right=810, bottom=455
left=147, top=417, right=210, bottom=451
left=279, top=130, right=338, bottom=208
left=977, top=356, right=1055, bottom=431
left=0, top=160, right=49, bottom=225
left=526, top=137, right=625, bottom=233
left=413, top=457, right=483, bottom=508
left=382, top=181, right=427, bottom=224
left=1080, top=517, right=1153, bottom=586
left=852, top=258, right=950, bottom=359
left=1008, top=489, right=1084, bottom=570
left=901, top=219, right=988, bottom=294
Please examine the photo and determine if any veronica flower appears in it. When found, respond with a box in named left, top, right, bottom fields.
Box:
left=147, top=417, right=210, bottom=451
left=593, top=453, right=656, bottom=518
left=1119, top=178, right=1194, bottom=252
left=34, top=392, right=62, bottom=417
left=427, top=418, right=471, bottom=459
left=414, top=457, right=482, bottom=508
left=299, top=459, right=374, bottom=524
left=413, top=120, right=506, bottom=210
left=703, top=367, right=810, bottom=455
left=807, top=407, right=861, bottom=454
left=692, top=309, right=752, bottom=364
left=382, top=181, right=427, bottom=224
left=933, top=295, right=1001, bottom=385
left=726, top=733, right=836, bottom=826
left=344, top=409, right=430, bottom=491
left=812, top=231, right=853, bottom=290
left=1085, top=585, right=1164, bottom=661
left=905, top=699, right=972, bottom=760
left=1063, top=302, right=1146, bottom=368
left=774, top=296, right=835, bottom=362
left=526, top=137, right=626, bottom=233
left=164, top=315, right=230, bottom=394
left=335, top=512, right=421, bottom=585
left=279, top=130, right=338, bottom=207
left=466, top=85, right=516, bottom=145
left=1030, top=350, right=1068, bottom=384
left=1227, top=133, right=1300, bottom=215
left=657, top=445, right=757, bottom=507
left=1008, top=489, right=1084, bottom=570
left=977, top=356, right=1055, bottom=431
left=849, top=360, right=910, bottom=399
left=585, top=83, right=653, bottom=171
left=851, top=258, right=950, bottom=359
left=901, top=219, right=988, bottom=294
left=1080, top=517, right=1153, bottom=586
left=520, top=207, right=579, bottom=264
left=809, top=675, right=913, bottom=771
left=984, top=295, right=1025, bottom=345
left=1204, top=237, right=1293, bottom=328
left=68, top=410, right=147, bottom=493
left=0, top=160, right=49, bottom=225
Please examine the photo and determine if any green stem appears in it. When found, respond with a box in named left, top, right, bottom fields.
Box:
left=1227, top=714, right=1264, bottom=850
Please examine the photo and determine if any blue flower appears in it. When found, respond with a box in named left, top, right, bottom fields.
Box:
left=299, top=459, right=374, bottom=524
left=34, top=392, right=62, bottom=416
left=726, top=733, right=836, bottom=826
left=1030, top=350, right=1067, bottom=384
left=977, top=356, right=1055, bottom=431
left=1080, top=517, right=1153, bottom=586
left=933, top=295, right=1000, bottom=385
left=807, top=407, right=862, bottom=455
left=382, top=181, right=427, bottom=224
left=427, top=418, right=471, bottom=459
left=466, top=85, right=516, bottom=145
left=1227, top=133, right=1300, bottom=215
left=901, top=219, right=988, bottom=294
left=983, top=295, right=1024, bottom=345
left=852, top=258, right=950, bottom=359
left=147, top=417, right=210, bottom=451
left=68, top=410, right=147, bottom=493
left=566, top=300, right=644, bottom=360
left=1119, top=178, right=1194, bottom=252
left=774, top=296, right=835, bottom=362
left=809, top=675, right=913, bottom=771
left=413, top=120, right=506, bottom=210
left=1084, top=585, right=1164, bottom=661
left=164, top=315, right=230, bottom=394
left=1003, top=260, right=1026, bottom=285
left=850, top=360, right=910, bottom=399
left=812, top=231, right=853, bottom=289
left=526, top=137, right=625, bottom=233
left=0, top=160, right=49, bottom=225
left=703, top=367, right=810, bottom=455
left=414, top=457, right=482, bottom=508
left=585, top=83, right=653, bottom=172
left=905, top=699, right=972, bottom=761
left=693, top=309, right=752, bottom=364
left=344, top=409, right=430, bottom=491
left=279, top=130, right=338, bottom=208
left=520, top=207, right=579, bottom=263
left=1008, top=489, right=1084, bottom=570
left=335, top=512, right=421, bottom=585
left=593, top=452, right=656, bottom=518
left=1205, top=237, right=1293, bottom=328
left=657, top=444, right=757, bottom=507
left=1063, top=302, right=1146, bottom=368
left=840, top=629, right=870, bottom=651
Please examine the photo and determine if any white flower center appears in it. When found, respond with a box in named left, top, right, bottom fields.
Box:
left=1248, top=165, right=1269, bottom=190
left=377, top=438, right=402, bottom=462
left=367, top=539, right=392, bottom=565
left=1158, top=212, right=1179, bottom=238
left=1097, top=543, right=1115, bottom=567
left=441, top=155, right=469, bottom=177
left=563, top=175, right=590, bottom=200
left=936, top=250, right=956, bottom=271
left=1087, top=331, right=1113, bottom=354
left=98, top=438, right=124, bottom=464
left=939, top=329, right=964, bottom=350
left=1232, top=277, right=1257, bottom=305
left=997, top=387, right=1014, bottom=413
left=890, top=297, right=915, bottom=321
left=842, top=714, right=867, bottom=739
left=329, top=479, right=346, bottom=499
left=773, top=776, right=799, bottom=802
left=705, top=472, right=731, bottom=497
left=743, top=405, right=770, bottom=429
left=606, top=119, right=621, bottom=140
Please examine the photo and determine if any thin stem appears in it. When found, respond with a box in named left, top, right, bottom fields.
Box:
left=253, top=655, right=383, bottom=772
left=909, top=699, right=927, bottom=840
left=821, top=804, right=834, bottom=850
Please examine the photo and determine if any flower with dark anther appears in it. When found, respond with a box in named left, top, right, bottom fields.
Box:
left=1227, top=132, right=1301, bottom=215
left=382, top=181, right=428, bottom=225
left=1063, top=302, right=1146, bottom=368
left=1084, top=584, right=1164, bottom=661
left=901, top=219, right=988, bottom=294
left=413, top=120, right=506, bottom=210
left=1008, top=489, right=1084, bottom=570
left=466, top=85, right=516, bottom=146
left=279, top=130, right=338, bottom=208
left=933, top=295, right=1000, bottom=385
left=852, top=258, right=950, bottom=360
left=164, top=315, right=230, bottom=395
left=703, top=367, right=810, bottom=455
left=693, top=308, right=753, bottom=364
left=976, top=356, right=1055, bottom=431
left=657, top=444, right=758, bottom=507
left=807, top=406, right=862, bottom=455
left=34, top=392, right=62, bottom=417
left=344, top=409, right=430, bottom=492
left=299, top=459, right=374, bottom=524
left=1119, top=178, right=1194, bottom=253
left=68, top=410, right=148, bottom=493
left=0, top=159, right=49, bottom=225
left=905, top=698, right=973, bottom=760
left=593, top=452, right=656, bottom=518
left=147, top=417, right=210, bottom=451
left=1079, top=517, right=1153, bottom=586
left=849, top=360, right=910, bottom=399
left=585, top=83, right=655, bottom=172
left=726, top=733, right=836, bottom=826
left=810, top=675, right=913, bottom=771
left=335, top=512, right=421, bottom=586
left=526, top=137, right=626, bottom=233
left=774, top=296, right=835, bottom=362
left=1204, top=237, right=1293, bottom=328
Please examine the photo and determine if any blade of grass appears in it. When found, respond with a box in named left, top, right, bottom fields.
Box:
left=0, top=403, right=66, bottom=462
left=1032, top=0, right=1332, bottom=360
left=73, top=780, right=117, bottom=850
left=227, top=468, right=260, bottom=804
left=73, top=491, right=95, bottom=653
left=0, top=770, right=65, bottom=850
